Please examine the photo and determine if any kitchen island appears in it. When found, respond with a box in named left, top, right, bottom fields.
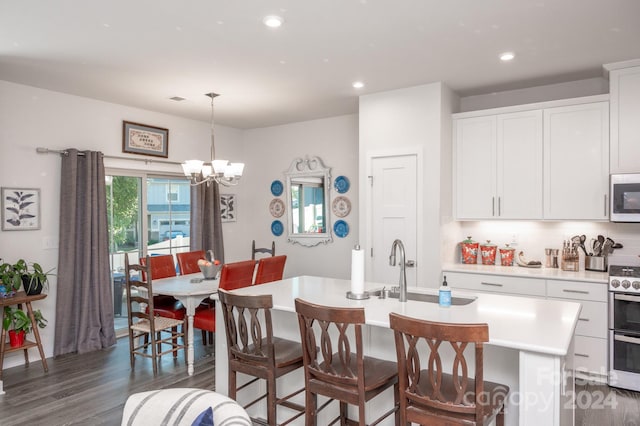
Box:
left=214, top=276, right=581, bottom=426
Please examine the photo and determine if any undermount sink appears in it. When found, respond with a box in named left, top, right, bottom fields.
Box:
left=370, top=288, right=476, bottom=306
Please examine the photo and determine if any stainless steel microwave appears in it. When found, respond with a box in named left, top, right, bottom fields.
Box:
left=611, top=173, right=640, bottom=222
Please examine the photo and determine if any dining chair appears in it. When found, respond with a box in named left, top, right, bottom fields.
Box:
left=389, top=313, right=509, bottom=426
left=192, top=260, right=257, bottom=345
left=251, top=240, right=275, bottom=261
left=124, top=254, right=186, bottom=375
left=176, top=250, right=206, bottom=275
left=294, top=298, right=399, bottom=425
left=254, top=255, right=287, bottom=285
left=218, top=289, right=305, bottom=426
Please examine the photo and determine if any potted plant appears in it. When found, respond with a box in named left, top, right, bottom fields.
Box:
left=21, top=261, right=55, bottom=296
left=2, top=306, right=47, bottom=348
left=0, top=259, right=28, bottom=297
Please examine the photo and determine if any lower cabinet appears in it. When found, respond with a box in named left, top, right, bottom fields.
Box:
left=446, top=271, right=608, bottom=380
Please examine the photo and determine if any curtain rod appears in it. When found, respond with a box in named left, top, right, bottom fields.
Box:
left=36, top=147, right=183, bottom=166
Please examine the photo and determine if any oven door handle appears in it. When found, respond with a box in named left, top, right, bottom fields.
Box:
left=614, top=334, right=640, bottom=345
left=614, top=293, right=640, bottom=303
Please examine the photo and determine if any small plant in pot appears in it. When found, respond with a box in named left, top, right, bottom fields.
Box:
left=2, top=306, right=47, bottom=348
left=0, top=259, right=27, bottom=297
left=21, top=261, right=55, bottom=296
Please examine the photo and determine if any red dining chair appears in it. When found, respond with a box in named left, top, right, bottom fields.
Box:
left=176, top=250, right=207, bottom=275
left=254, top=255, right=287, bottom=285
left=139, top=255, right=186, bottom=334
left=193, top=260, right=257, bottom=345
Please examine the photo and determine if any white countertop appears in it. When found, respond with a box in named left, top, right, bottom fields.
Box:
left=442, top=262, right=608, bottom=284
left=229, top=275, right=581, bottom=357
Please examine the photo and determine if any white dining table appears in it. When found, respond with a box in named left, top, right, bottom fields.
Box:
left=151, top=273, right=219, bottom=375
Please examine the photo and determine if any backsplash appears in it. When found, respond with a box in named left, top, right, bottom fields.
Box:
left=443, top=220, right=640, bottom=268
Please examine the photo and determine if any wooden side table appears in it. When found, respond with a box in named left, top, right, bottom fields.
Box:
left=0, top=291, right=49, bottom=379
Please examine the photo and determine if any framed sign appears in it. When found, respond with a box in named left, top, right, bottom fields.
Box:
left=220, top=194, right=237, bottom=222
left=2, top=187, right=41, bottom=231
left=122, top=121, right=169, bottom=158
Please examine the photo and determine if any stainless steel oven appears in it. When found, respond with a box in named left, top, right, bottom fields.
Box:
left=608, top=265, right=640, bottom=391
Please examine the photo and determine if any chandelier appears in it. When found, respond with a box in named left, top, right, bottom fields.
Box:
left=181, top=93, right=244, bottom=186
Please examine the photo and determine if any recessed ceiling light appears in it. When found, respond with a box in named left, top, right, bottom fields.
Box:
left=263, top=15, right=284, bottom=28
left=352, top=81, right=364, bottom=89
left=500, top=52, right=515, bottom=61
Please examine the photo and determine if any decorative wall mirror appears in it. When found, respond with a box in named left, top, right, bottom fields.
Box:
left=284, top=156, right=332, bottom=247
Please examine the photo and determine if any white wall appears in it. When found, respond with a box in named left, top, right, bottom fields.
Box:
left=359, top=82, right=458, bottom=288
left=240, top=114, right=359, bottom=279
left=0, top=80, right=242, bottom=369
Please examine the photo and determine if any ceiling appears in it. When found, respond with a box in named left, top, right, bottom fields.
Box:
left=1, top=1, right=639, bottom=129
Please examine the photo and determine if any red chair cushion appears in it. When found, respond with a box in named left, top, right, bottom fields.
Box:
left=176, top=250, right=207, bottom=275
left=193, top=307, right=215, bottom=332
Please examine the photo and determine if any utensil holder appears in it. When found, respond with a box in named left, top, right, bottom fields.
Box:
left=585, top=255, right=607, bottom=272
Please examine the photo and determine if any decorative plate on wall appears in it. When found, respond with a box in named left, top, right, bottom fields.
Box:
left=332, top=196, right=351, bottom=218
left=269, top=198, right=285, bottom=218
left=333, top=220, right=349, bottom=238
left=334, top=176, right=350, bottom=194
left=270, top=180, right=284, bottom=197
left=271, top=220, right=284, bottom=236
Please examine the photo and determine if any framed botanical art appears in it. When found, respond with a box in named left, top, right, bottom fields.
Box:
left=2, top=187, right=41, bottom=230
left=122, top=121, right=169, bottom=158
left=220, top=194, right=236, bottom=222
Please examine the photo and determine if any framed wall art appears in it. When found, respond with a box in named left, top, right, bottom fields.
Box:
left=2, top=187, right=41, bottom=231
left=122, top=121, right=169, bottom=158
left=220, top=194, right=237, bottom=222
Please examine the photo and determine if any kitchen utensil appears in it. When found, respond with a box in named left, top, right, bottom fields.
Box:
left=602, top=239, right=613, bottom=257
left=571, top=235, right=588, bottom=256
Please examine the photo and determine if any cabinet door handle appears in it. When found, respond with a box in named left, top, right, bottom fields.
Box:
left=498, top=197, right=501, bottom=216
left=574, top=353, right=590, bottom=358
left=492, top=197, right=495, bottom=217
left=578, top=318, right=590, bottom=322
left=562, top=289, right=589, bottom=295
left=604, top=194, right=608, bottom=217
left=481, top=282, right=503, bottom=287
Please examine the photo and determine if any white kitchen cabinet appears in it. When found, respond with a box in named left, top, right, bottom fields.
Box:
left=543, top=101, right=609, bottom=220
left=609, top=64, right=640, bottom=174
left=446, top=271, right=546, bottom=297
left=454, top=110, right=543, bottom=219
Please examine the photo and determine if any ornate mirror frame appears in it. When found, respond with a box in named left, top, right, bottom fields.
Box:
left=284, top=156, right=333, bottom=247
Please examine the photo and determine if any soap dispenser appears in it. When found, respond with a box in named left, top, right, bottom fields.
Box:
left=439, top=275, right=451, bottom=307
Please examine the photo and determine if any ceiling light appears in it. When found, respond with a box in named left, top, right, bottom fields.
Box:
left=500, top=52, right=515, bottom=61
left=182, top=93, right=244, bottom=187
left=352, top=81, right=365, bottom=89
left=263, top=15, right=284, bottom=28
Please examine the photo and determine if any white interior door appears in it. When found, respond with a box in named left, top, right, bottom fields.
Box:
left=370, top=155, right=418, bottom=288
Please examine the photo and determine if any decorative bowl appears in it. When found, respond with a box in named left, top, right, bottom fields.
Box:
left=199, top=263, right=222, bottom=280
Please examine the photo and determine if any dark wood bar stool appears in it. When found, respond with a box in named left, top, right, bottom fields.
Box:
left=389, top=313, right=509, bottom=426
left=218, top=289, right=305, bottom=426
left=294, top=298, right=399, bottom=426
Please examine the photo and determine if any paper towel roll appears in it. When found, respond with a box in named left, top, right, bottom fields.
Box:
left=351, top=246, right=365, bottom=295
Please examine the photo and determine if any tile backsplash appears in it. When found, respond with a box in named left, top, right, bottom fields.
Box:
left=444, top=220, right=640, bottom=268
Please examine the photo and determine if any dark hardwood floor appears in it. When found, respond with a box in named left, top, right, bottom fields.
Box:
left=0, top=335, right=215, bottom=426
left=1, top=335, right=639, bottom=426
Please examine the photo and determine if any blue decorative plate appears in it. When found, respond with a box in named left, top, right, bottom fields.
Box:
left=333, top=220, right=349, bottom=238
left=334, top=176, right=350, bottom=194
left=271, top=220, right=284, bottom=236
left=270, top=180, right=283, bottom=197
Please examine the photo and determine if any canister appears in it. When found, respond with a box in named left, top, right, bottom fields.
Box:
left=460, top=236, right=479, bottom=264
left=480, top=240, right=497, bottom=265
left=499, top=244, right=515, bottom=266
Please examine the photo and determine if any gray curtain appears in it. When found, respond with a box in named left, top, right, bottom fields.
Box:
left=190, top=181, right=225, bottom=263
left=54, top=149, right=116, bottom=356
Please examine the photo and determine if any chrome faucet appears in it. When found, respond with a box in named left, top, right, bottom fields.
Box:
left=389, top=239, right=407, bottom=302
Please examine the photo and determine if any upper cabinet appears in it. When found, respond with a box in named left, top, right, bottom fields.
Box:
left=454, top=110, right=543, bottom=219
left=608, top=64, right=640, bottom=174
left=543, top=102, right=609, bottom=220
left=454, top=95, right=609, bottom=221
